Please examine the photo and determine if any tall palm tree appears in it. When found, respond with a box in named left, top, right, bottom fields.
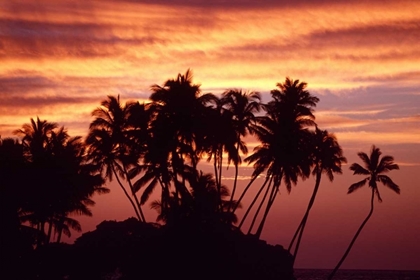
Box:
left=50, top=134, right=108, bottom=243
left=14, top=118, right=108, bottom=245
left=242, top=78, right=318, bottom=238
left=86, top=95, right=145, bottom=222
left=14, top=118, right=59, bottom=245
left=148, top=70, right=217, bottom=205
left=328, top=145, right=400, bottom=279
left=198, top=101, right=238, bottom=211
left=15, top=117, right=58, bottom=163
left=288, top=128, right=346, bottom=264
left=220, top=89, right=261, bottom=212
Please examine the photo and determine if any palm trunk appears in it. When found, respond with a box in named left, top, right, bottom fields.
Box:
left=231, top=175, right=258, bottom=215
left=38, top=221, right=46, bottom=247
left=112, top=166, right=142, bottom=221
left=158, top=176, right=169, bottom=214
left=254, top=182, right=279, bottom=238
left=228, top=141, right=241, bottom=212
left=123, top=164, right=146, bottom=222
left=238, top=175, right=270, bottom=229
left=328, top=188, right=375, bottom=280
left=56, top=217, right=64, bottom=243
left=247, top=176, right=273, bottom=234
left=57, top=229, right=63, bottom=243
left=46, top=219, right=53, bottom=244
left=217, top=149, right=223, bottom=212
left=290, top=170, right=322, bottom=264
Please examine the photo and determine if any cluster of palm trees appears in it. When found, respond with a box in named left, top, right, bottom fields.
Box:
left=84, top=70, right=401, bottom=273
left=1, top=118, right=108, bottom=247
left=1, top=70, right=401, bottom=276
left=83, top=70, right=349, bottom=261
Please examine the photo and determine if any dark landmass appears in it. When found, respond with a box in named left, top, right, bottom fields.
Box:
left=5, top=218, right=295, bottom=280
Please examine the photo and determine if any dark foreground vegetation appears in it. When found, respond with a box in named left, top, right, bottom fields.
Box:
left=12, top=218, right=293, bottom=279
left=1, top=70, right=400, bottom=279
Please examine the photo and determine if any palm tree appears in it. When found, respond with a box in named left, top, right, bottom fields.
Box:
left=242, top=77, right=318, bottom=238
left=14, top=118, right=59, bottom=245
left=15, top=117, right=58, bottom=163
left=328, top=145, right=400, bottom=279
left=14, top=118, right=108, bottom=245
left=148, top=69, right=217, bottom=205
left=150, top=171, right=239, bottom=226
left=198, top=101, right=238, bottom=211
left=220, top=89, right=261, bottom=212
left=288, top=128, right=346, bottom=264
left=50, top=134, right=108, bottom=243
left=86, top=95, right=145, bottom=222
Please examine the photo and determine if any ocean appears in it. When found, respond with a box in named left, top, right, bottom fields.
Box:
left=294, top=269, right=420, bottom=280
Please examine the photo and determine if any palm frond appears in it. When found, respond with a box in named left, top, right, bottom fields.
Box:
left=140, top=177, right=158, bottom=205
left=348, top=177, right=369, bottom=194
left=377, top=155, right=399, bottom=173
left=357, top=151, right=371, bottom=169
left=350, top=163, right=370, bottom=175
left=378, top=175, right=401, bottom=194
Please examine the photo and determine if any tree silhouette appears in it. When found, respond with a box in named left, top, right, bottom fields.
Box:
left=0, top=137, right=33, bottom=256
left=86, top=96, right=145, bottom=222
left=198, top=99, right=238, bottom=212
left=220, top=89, right=261, bottom=212
left=48, top=134, right=107, bottom=243
left=328, top=145, right=400, bottom=279
left=243, top=78, right=318, bottom=238
left=288, top=128, right=346, bottom=264
left=15, top=118, right=108, bottom=246
left=148, top=69, right=217, bottom=209
left=150, top=171, right=239, bottom=226
left=15, top=118, right=59, bottom=245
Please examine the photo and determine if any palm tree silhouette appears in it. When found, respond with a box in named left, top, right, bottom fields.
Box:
left=220, top=89, right=261, bottom=212
left=87, top=95, right=145, bottom=222
left=15, top=118, right=108, bottom=245
left=148, top=70, right=216, bottom=207
left=328, top=145, right=400, bottom=279
left=198, top=100, right=238, bottom=211
left=243, top=78, right=318, bottom=238
left=288, top=128, right=346, bottom=264
left=49, top=134, right=108, bottom=243
left=150, top=171, right=239, bottom=225
left=15, top=118, right=59, bottom=245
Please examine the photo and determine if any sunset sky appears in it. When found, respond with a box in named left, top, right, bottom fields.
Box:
left=1, top=0, right=419, bottom=270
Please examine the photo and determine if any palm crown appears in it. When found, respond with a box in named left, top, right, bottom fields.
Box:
left=348, top=145, right=400, bottom=201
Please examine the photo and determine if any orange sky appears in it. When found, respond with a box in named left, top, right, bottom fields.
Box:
left=1, top=0, right=419, bottom=270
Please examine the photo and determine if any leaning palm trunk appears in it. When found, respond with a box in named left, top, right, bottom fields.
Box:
left=328, top=188, right=375, bottom=280
left=122, top=164, right=146, bottom=222
left=112, top=166, right=142, bottom=221
left=290, top=170, right=322, bottom=264
left=217, top=149, right=224, bottom=211
left=228, top=141, right=241, bottom=212
left=238, top=175, right=271, bottom=229
left=255, top=182, right=279, bottom=238
left=231, top=175, right=258, bottom=215
left=56, top=216, right=64, bottom=243
left=247, top=177, right=273, bottom=234
left=46, top=219, right=53, bottom=244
